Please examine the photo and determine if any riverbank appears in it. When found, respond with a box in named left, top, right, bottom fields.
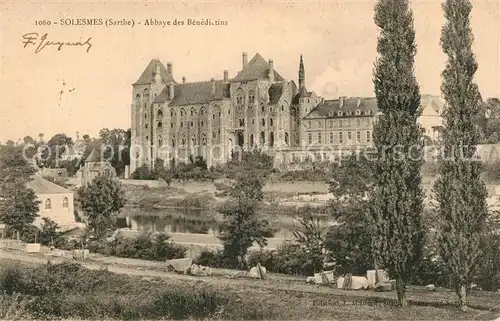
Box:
left=1, top=249, right=500, bottom=320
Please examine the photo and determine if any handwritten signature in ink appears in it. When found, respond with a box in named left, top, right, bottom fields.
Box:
left=22, top=32, right=92, bottom=54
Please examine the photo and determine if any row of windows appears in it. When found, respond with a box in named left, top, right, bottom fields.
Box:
left=158, top=131, right=290, bottom=148
left=306, top=117, right=372, bottom=129
left=45, top=197, right=69, bottom=210
left=328, top=110, right=374, bottom=117
left=237, top=118, right=277, bottom=127
left=307, top=131, right=372, bottom=144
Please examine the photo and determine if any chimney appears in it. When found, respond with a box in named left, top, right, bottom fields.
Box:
left=356, top=97, right=361, bottom=108
left=211, top=78, right=216, bottom=95
left=167, top=62, right=173, bottom=76
left=224, top=70, right=228, bottom=82
left=339, top=96, right=346, bottom=108
left=242, top=52, right=248, bottom=68
left=268, top=59, right=274, bottom=82
left=169, top=83, right=175, bottom=100
left=182, top=76, right=186, bottom=84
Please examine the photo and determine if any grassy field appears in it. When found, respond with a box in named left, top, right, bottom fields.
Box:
left=1, top=250, right=500, bottom=320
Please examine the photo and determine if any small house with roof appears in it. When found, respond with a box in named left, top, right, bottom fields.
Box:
left=77, top=148, right=116, bottom=186
left=27, top=175, right=76, bottom=229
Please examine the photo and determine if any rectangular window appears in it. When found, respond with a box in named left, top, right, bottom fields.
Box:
left=329, top=120, right=333, bottom=128
left=366, top=131, right=371, bottom=143
left=329, top=132, right=334, bottom=144
left=356, top=131, right=361, bottom=143
left=347, top=132, right=352, bottom=140
left=308, top=133, right=312, bottom=144
left=357, top=118, right=361, bottom=126
left=339, top=119, right=343, bottom=128
left=318, top=133, right=322, bottom=144
left=339, top=132, right=343, bottom=144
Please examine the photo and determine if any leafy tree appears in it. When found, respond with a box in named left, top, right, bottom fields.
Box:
left=153, top=157, right=165, bottom=178
left=218, top=172, right=274, bottom=269
left=99, top=128, right=130, bottom=177
left=370, top=0, right=425, bottom=306
left=23, top=136, right=36, bottom=146
left=77, top=176, right=126, bottom=239
left=39, top=217, right=64, bottom=247
left=325, top=154, right=374, bottom=275
left=38, top=133, right=74, bottom=168
left=292, top=210, right=326, bottom=274
left=433, top=0, right=489, bottom=310
left=478, top=98, right=500, bottom=143
left=0, top=145, right=40, bottom=239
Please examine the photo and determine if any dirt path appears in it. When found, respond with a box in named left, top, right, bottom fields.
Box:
left=2, top=248, right=500, bottom=313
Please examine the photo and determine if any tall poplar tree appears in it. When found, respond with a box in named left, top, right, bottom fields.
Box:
left=370, top=0, right=424, bottom=306
left=434, top=0, right=488, bottom=310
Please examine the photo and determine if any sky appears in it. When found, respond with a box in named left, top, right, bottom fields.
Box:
left=0, top=0, right=499, bottom=143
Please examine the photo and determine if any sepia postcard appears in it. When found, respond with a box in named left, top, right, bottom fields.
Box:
left=0, top=0, right=500, bottom=320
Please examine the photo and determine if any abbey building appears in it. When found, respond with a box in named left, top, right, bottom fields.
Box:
left=130, top=52, right=444, bottom=172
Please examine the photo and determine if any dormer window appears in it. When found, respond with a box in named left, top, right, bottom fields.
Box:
left=338, top=111, right=343, bottom=116
left=356, top=110, right=361, bottom=116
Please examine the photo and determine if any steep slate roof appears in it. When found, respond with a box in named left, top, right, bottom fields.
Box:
left=304, top=97, right=378, bottom=119
left=268, top=83, right=283, bottom=104
left=154, top=81, right=230, bottom=106
left=421, top=95, right=445, bottom=115
left=133, top=59, right=176, bottom=86
left=85, top=148, right=101, bottom=162
left=233, top=53, right=285, bottom=82
left=292, top=86, right=312, bottom=104
left=27, top=176, right=71, bottom=195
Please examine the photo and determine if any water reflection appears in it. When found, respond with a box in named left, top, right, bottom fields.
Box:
left=117, top=206, right=218, bottom=235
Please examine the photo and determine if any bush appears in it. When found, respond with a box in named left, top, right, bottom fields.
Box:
left=0, top=262, right=233, bottom=320
left=152, top=288, right=228, bottom=319
left=130, top=165, right=156, bottom=180
left=102, top=232, right=187, bottom=261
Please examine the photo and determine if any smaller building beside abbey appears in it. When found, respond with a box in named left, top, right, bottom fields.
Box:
left=130, top=52, right=444, bottom=173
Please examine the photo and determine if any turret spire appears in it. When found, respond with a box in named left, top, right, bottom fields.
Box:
left=299, top=54, right=305, bottom=89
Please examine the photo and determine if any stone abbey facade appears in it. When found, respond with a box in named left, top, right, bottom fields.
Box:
left=130, top=52, right=444, bottom=172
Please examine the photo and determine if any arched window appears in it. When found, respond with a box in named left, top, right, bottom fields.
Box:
left=261, top=105, right=265, bottom=112
left=269, top=132, right=274, bottom=147
left=63, top=197, right=68, bottom=208
left=171, top=123, right=174, bottom=128
left=190, top=121, right=194, bottom=127
left=250, top=134, right=254, bottom=146
left=249, top=91, right=255, bottom=104
left=157, top=122, right=163, bottom=128
left=281, top=105, right=284, bottom=112
left=201, top=133, right=207, bottom=145
left=158, top=138, right=163, bottom=146
left=192, top=135, right=197, bottom=145
left=157, top=109, right=163, bottom=119
left=45, top=199, right=52, bottom=210
left=172, top=135, right=176, bottom=148
left=261, top=118, right=265, bottom=126
left=182, top=135, right=186, bottom=146
left=285, top=132, right=289, bottom=145
left=270, top=118, right=274, bottom=126
left=260, top=131, right=265, bottom=145
left=145, top=123, right=148, bottom=129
